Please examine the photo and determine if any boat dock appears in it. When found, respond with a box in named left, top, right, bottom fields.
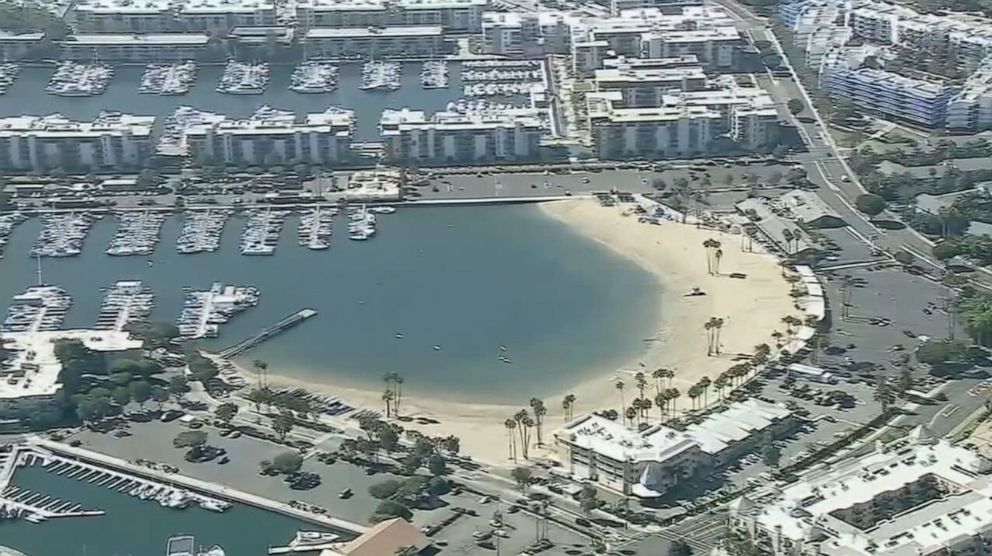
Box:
left=95, top=280, right=154, bottom=332
left=218, top=308, right=317, bottom=358
left=177, top=283, right=260, bottom=339
left=0, top=445, right=103, bottom=523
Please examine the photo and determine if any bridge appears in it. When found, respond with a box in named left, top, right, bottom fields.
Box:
left=218, top=309, right=317, bottom=359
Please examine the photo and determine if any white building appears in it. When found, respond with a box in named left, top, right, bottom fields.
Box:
left=60, top=33, right=211, bottom=62
left=593, top=65, right=708, bottom=107
left=820, top=65, right=957, bottom=128
left=946, top=64, right=992, bottom=131
left=295, top=0, right=486, bottom=32
left=0, top=112, right=155, bottom=172
left=608, top=0, right=701, bottom=16
left=303, top=25, right=448, bottom=59
left=0, top=31, right=46, bottom=61
left=68, top=0, right=276, bottom=32
left=554, top=399, right=793, bottom=496
left=178, top=106, right=354, bottom=166
left=731, top=427, right=992, bottom=556
left=380, top=107, right=546, bottom=164
left=481, top=11, right=573, bottom=56
left=587, top=92, right=719, bottom=159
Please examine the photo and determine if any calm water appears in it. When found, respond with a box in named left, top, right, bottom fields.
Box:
left=0, top=466, right=334, bottom=556
left=0, top=206, right=658, bottom=403
left=0, top=64, right=519, bottom=141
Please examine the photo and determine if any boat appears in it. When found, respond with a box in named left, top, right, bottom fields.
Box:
left=216, top=61, right=269, bottom=95
left=290, top=61, right=339, bottom=93
left=339, top=488, right=353, bottom=499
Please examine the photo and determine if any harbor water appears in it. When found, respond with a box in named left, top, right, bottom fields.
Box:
left=0, top=63, right=524, bottom=141
left=0, top=206, right=659, bottom=403
left=0, top=465, right=332, bottom=555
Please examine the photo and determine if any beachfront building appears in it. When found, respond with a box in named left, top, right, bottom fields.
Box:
left=946, top=64, right=992, bottom=132
left=592, top=65, right=708, bottom=107
left=303, top=26, right=449, bottom=59
left=0, top=31, right=46, bottom=61
left=0, top=330, right=142, bottom=406
left=730, top=426, right=992, bottom=555
left=68, top=0, right=276, bottom=32
left=481, top=11, right=573, bottom=56
left=59, top=34, right=211, bottom=62
left=819, top=65, right=957, bottom=128
left=294, top=0, right=486, bottom=33
left=553, top=399, right=793, bottom=496
left=586, top=93, right=719, bottom=159
left=570, top=6, right=742, bottom=75
left=176, top=106, right=355, bottom=166
left=380, top=107, right=546, bottom=164
left=0, top=112, right=155, bottom=172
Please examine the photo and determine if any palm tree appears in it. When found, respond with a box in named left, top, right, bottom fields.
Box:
left=666, top=388, right=681, bottom=418
left=382, top=389, right=394, bottom=418
left=782, top=229, right=794, bottom=254
left=655, top=390, right=669, bottom=421
left=702, top=238, right=719, bottom=273
left=562, top=393, right=576, bottom=421
left=688, top=385, right=701, bottom=410
left=530, top=398, right=547, bottom=447
left=252, top=359, right=268, bottom=387
left=698, top=376, right=712, bottom=406
left=393, top=373, right=405, bottom=416
left=713, top=375, right=729, bottom=400
left=639, top=397, right=653, bottom=422
left=635, top=372, right=647, bottom=403
left=705, top=317, right=724, bottom=355
left=504, top=418, right=517, bottom=461
left=713, top=248, right=723, bottom=275
left=521, top=415, right=535, bottom=459
left=625, top=406, right=638, bottom=427
left=615, top=380, right=626, bottom=412
left=753, top=343, right=772, bottom=366
left=704, top=319, right=715, bottom=355
left=652, top=368, right=673, bottom=394
left=514, top=410, right=529, bottom=458
left=874, top=377, right=895, bottom=414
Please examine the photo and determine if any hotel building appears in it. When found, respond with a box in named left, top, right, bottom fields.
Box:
left=553, top=399, right=793, bottom=496
left=294, top=0, right=487, bottom=33
left=380, top=107, right=546, bottom=164
left=60, top=33, right=211, bottom=62
left=0, top=112, right=155, bottom=172
left=303, top=26, right=449, bottom=59
left=820, top=65, right=957, bottom=128
left=731, top=427, right=992, bottom=556
left=177, top=106, right=355, bottom=166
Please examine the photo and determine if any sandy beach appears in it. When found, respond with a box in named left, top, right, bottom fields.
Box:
left=253, top=198, right=797, bottom=465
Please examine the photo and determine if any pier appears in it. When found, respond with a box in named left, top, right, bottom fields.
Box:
left=218, top=308, right=317, bottom=358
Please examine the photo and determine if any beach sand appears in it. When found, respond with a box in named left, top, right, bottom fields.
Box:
left=252, top=198, right=797, bottom=465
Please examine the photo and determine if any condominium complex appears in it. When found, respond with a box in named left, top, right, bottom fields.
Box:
left=60, top=33, right=211, bottom=62
left=820, top=65, right=958, bottom=128
left=0, top=112, right=155, bottom=172
left=593, top=65, right=708, bottom=107
left=294, top=0, right=487, bottom=32
left=607, top=0, right=701, bottom=16
left=0, top=31, right=45, bottom=61
left=176, top=106, right=355, bottom=166
left=553, top=399, right=793, bottom=496
left=303, top=25, right=449, bottom=59
left=481, top=11, right=573, bottom=56
left=380, top=107, right=546, bottom=164
left=570, top=6, right=742, bottom=74
left=731, top=427, right=992, bottom=556
left=946, top=65, right=992, bottom=131
left=69, top=0, right=277, bottom=33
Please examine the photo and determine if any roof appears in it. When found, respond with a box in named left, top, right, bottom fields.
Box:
left=778, top=190, right=843, bottom=225
left=915, top=189, right=977, bottom=214
left=330, top=518, right=429, bottom=556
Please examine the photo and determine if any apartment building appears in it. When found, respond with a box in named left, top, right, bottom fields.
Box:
left=481, top=11, right=573, bottom=56
left=303, top=25, right=449, bottom=59
left=294, top=0, right=486, bottom=32
left=68, top=0, right=276, bottom=33
left=946, top=65, right=992, bottom=131
left=60, top=34, right=211, bottom=62
left=553, top=400, right=793, bottom=496
left=0, top=31, right=45, bottom=61
left=587, top=92, right=719, bottom=159
left=380, top=107, right=546, bottom=164
left=593, top=65, right=707, bottom=107
left=608, top=0, right=701, bottom=16
left=180, top=106, right=354, bottom=166
left=820, top=65, right=958, bottom=128
left=0, top=112, right=155, bottom=172
left=569, top=6, right=741, bottom=74
left=731, top=427, right=992, bottom=556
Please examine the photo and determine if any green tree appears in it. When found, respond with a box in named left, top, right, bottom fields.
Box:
left=426, top=476, right=450, bottom=496
left=874, top=377, right=896, bottom=413
left=762, top=444, right=782, bottom=468
left=173, top=430, right=208, bottom=448
left=787, top=98, right=804, bottom=115
left=668, top=540, right=693, bottom=556
left=578, top=484, right=599, bottom=514
left=168, top=375, right=190, bottom=400
left=272, top=411, right=294, bottom=440
left=855, top=193, right=887, bottom=216
left=267, top=451, right=303, bottom=474
left=128, top=380, right=151, bottom=409
left=369, top=479, right=403, bottom=500
left=427, top=454, right=447, bottom=476
left=511, top=466, right=533, bottom=491
left=112, top=386, right=131, bottom=407
left=371, top=500, right=412, bottom=522
left=214, top=402, right=239, bottom=425
left=896, top=366, right=914, bottom=396
left=150, top=385, right=169, bottom=410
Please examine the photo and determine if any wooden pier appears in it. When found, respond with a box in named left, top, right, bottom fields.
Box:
left=217, top=308, right=317, bottom=358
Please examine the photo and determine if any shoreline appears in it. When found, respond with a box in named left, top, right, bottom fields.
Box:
left=230, top=198, right=797, bottom=465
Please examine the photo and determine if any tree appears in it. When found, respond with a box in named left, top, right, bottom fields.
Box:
left=669, top=540, right=693, bottom=556
left=511, top=466, right=533, bottom=491
left=150, top=385, right=169, bottom=410
left=427, top=454, right=447, bottom=476
left=874, top=377, right=896, bottom=414
left=268, top=451, right=303, bottom=474
left=504, top=418, right=518, bottom=461
left=371, top=500, right=413, bottom=522
left=578, top=484, right=599, bottom=514
left=168, top=375, right=190, bottom=400
left=215, top=402, right=239, bottom=425
left=379, top=425, right=399, bottom=453
left=173, top=430, right=208, bottom=448
left=562, top=393, right=576, bottom=421
left=128, top=380, right=151, bottom=409
left=245, top=387, right=272, bottom=413
left=426, top=476, right=450, bottom=497
left=369, top=479, right=403, bottom=500
left=896, top=366, right=914, bottom=396
left=855, top=194, right=887, bottom=217
left=787, top=98, right=805, bottom=115
left=529, top=398, right=547, bottom=446
left=762, top=444, right=782, bottom=468
left=272, top=411, right=294, bottom=440
left=112, top=386, right=131, bottom=407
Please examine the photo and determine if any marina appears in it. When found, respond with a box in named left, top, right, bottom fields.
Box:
left=106, top=210, right=167, bottom=256
left=1, top=286, right=71, bottom=333
left=177, top=209, right=232, bottom=254
left=0, top=63, right=19, bottom=94
left=420, top=60, right=449, bottom=89
left=0, top=213, right=27, bottom=259
left=45, top=62, right=114, bottom=97
left=139, top=61, right=197, bottom=96
left=463, top=82, right=540, bottom=97
left=297, top=207, right=336, bottom=250
left=216, top=61, right=269, bottom=95
left=177, top=282, right=260, bottom=339
left=240, top=209, right=292, bottom=255
left=31, top=212, right=98, bottom=258
left=359, top=60, right=401, bottom=91
left=94, top=280, right=154, bottom=332
left=289, top=61, right=338, bottom=94
left=345, top=205, right=378, bottom=241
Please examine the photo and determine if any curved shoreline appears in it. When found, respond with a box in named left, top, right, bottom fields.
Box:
left=235, top=198, right=797, bottom=464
